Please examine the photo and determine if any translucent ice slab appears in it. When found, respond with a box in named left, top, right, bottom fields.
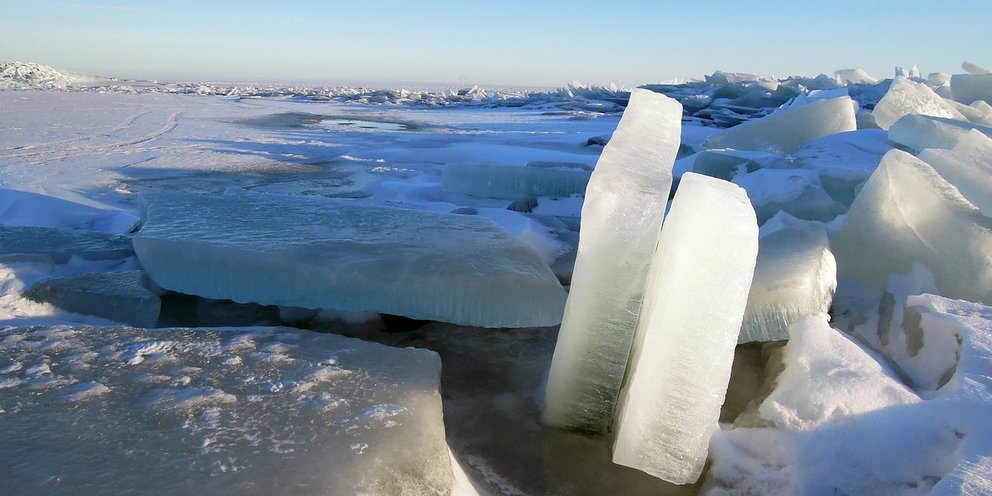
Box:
left=0, top=325, right=450, bottom=495
left=24, top=270, right=160, bottom=327
left=133, top=191, right=566, bottom=328
left=871, top=77, right=967, bottom=130
left=0, top=226, right=133, bottom=264
left=441, top=162, right=591, bottom=199
left=542, top=89, right=682, bottom=433
left=703, top=97, right=857, bottom=154
left=612, top=173, right=758, bottom=484
left=887, top=114, right=992, bottom=153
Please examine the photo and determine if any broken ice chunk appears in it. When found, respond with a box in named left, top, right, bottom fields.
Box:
left=612, top=173, right=758, bottom=484
left=950, top=73, right=992, bottom=105
left=731, top=168, right=846, bottom=224
left=0, top=226, right=134, bottom=264
left=919, top=147, right=992, bottom=216
left=740, top=224, right=836, bottom=343
left=887, top=114, right=992, bottom=153
left=834, top=68, right=878, bottom=86
left=441, top=162, right=591, bottom=199
left=542, top=89, right=682, bottom=433
left=871, top=77, right=967, bottom=130
left=133, top=191, right=565, bottom=328
left=703, top=97, right=857, bottom=154
left=786, top=129, right=892, bottom=206
left=24, top=270, right=160, bottom=327
left=0, top=325, right=450, bottom=495
left=832, top=150, right=992, bottom=303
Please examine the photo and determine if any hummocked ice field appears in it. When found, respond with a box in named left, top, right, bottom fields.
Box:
left=2, top=60, right=992, bottom=495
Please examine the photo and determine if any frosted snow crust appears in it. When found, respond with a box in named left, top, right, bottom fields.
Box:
left=0, top=325, right=450, bottom=495
left=541, top=89, right=682, bottom=433
left=133, top=191, right=565, bottom=328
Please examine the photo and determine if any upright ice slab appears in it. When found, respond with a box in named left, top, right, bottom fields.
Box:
left=832, top=150, right=992, bottom=303
left=702, top=97, right=857, bottom=154
left=612, top=173, right=758, bottom=484
left=871, top=77, right=967, bottom=129
left=133, top=191, right=566, bottom=328
left=541, top=89, right=682, bottom=433
left=740, top=224, right=836, bottom=343
left=0, top=325, right=450, bottom=495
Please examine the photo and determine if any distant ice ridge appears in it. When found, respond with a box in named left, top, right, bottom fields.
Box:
left=0, top=325, right=451, bottom=495
left=133, top=191, right=565, bottom=328
left=541, top=88, right=682, bottom=433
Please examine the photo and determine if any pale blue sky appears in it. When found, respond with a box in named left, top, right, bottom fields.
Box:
left=2, top=1, right=990, bottom=87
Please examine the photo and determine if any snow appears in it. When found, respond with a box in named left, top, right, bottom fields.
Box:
left=612, top=173, right=758, bottom=484
left=542, top=89, right=682, bottom=433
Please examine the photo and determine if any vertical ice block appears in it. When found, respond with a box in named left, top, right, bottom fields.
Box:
left=612, top=173, right=758, bottom=484
left=541, top=89, right=682, bottom=433
left=832, top=150, right=992, bottom=303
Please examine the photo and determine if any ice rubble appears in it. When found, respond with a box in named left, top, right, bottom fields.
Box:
left=707, top=297, right=992, bottom=495
left=612, top=173, right=758, bottom=484
left=132, top=191, right=565, bottom=328
left=541, top=89, right=682, bottom=433
left=0, top=325, right=450, bottom=495
left=832, top=149, right=992, bottom=303
left=24, top=271, right=160, bottom=328
left=702, top=97, right=857, bottom=154
left=740, top=224, right=836, bottom=344
left=871, top=77, right=967, bottom=130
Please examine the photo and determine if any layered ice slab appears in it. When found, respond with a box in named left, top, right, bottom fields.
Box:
left=702, top=97, right=857, bottom=154
left=871, top=76, right=967, bottom=130
left=0, top=325, right=450, bottom=495
left=542, top=89, right=682, bottom=433
left=740, top=224, right=836, bottom=343
left=24, top=270, right=160, bottom=327
left=832, top=150, right=992, bottom=303
left=0, top=226, right=134, bottom=264
left=441, top=162, right=591, bottom=199
left=133, top=192, right=566, bottom=328
left=613, top=173, right=758, bottom=484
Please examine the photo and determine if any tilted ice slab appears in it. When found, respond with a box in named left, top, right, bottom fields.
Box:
left=542, top=89, right=682, bottom=433
left=133, top=191, right=566, bottom=328
left=0, top=226, right=134, bottom=264
left=888, top=114, right=992, bottom=153
left=919, top=147, right=992, bottom=216
left=740, top=224, right=836, bottom=343
left=441, top=162, right=591, bottom=199
left=691, top=149, right=783, bottom=181
left=0, top=325, right=450, bottom=495
left=702, top=96, right=857, bottom=154
left=612, top=173, right=758, bottom=484
left=871, top=76, right=967, bottom=130
left=832, top=150, right=992, bottom=303
left=24, top=270, right=160, bottom=328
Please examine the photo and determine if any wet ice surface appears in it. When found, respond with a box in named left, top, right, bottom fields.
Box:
left=0, top=325, right=450, bottom=495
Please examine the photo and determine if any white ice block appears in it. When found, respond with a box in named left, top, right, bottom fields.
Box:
left=887, top=114, right=992, bottom=153
left=832, top=150, right=992, bottom=303
left=834, top=68, right=878, bottom=85
left=740, top=224, right=836, bottom=343
left=541, top=89, right=682, bottom=433
left=612, top=173, right=758, bottom=484
left=871, top=77, right=967, bottom=130
left=950, top=73, right=992, bottom=105
left=703, top=97, right=857, bottom=154
left=0, top=325, right=450, bottom=495
left=133, top=191, right=566, bottom=328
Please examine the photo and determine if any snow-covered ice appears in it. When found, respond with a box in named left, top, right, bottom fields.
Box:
left=612, top=173, right=758, bottom=484
left=133, top=191, right=566, bottom=328
left=0, top=325, right=450, bottom=495
left=542, top=88, right=682, bottom=433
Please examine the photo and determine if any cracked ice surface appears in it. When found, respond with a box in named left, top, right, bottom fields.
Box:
left=133, top=191, right=566, bottom=328
left=0, top=325, right=450, bottom=495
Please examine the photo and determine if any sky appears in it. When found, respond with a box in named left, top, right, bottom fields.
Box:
left=2, top=0, right=991, bottom=88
